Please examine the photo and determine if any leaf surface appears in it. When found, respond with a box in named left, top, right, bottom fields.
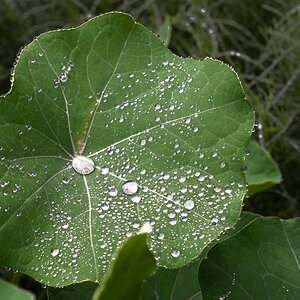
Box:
left=0, top=12, right=253, bottom=286
left=199, top=217, right=300, bottom=299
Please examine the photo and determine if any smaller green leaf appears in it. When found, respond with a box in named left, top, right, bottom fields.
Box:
left=199, top=216, right=300, bottom=300
left=92, top=233, right=157, bottom=300
left=0, top=278, right=35, bottom=300
left=157, top=15, right=172, bottom=46
left=245, top=140, right=281, bottom=195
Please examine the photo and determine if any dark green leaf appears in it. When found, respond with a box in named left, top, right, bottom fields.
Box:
left=47, top=282, right=97, bottom=300
left=0, top=12, right=253, bottom=286
left=143, top=261, right=202, bottom=300
left=245, top=140, right=281, bottom=195
left=199, top=217, right=300, bottom=299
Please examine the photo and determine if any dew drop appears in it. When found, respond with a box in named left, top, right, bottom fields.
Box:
left=171, top=249, right=180, bottom=257
left=51, top=248, right=60, bottom=257
left=122, top=181, right=138, bottom=195
left=131, top=195, right=141, bottom=203
left=108, top=187, right=118, bottom=197
left=184, top=200, right=195, bottom=210
left=100, top=167, right=110, bottom=175
left=72, top=156, right=95, bottom=175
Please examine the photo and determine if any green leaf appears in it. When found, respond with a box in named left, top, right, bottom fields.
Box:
left=143, top=260, right=203, bottom=300
left=47, top=282, right=97, bottom=300
left=0, top=278, right=35, bottom=300
left=158, top=16, right=172, bottom=46
left=92, top=233, right=156, bottom=300
left=142, top=211, right=259, bottom=300
left=245, top=140, right=281, bottom=195
left=199, top=217, right=300, bottom=299
left=0, top=12, right=254, bottom=286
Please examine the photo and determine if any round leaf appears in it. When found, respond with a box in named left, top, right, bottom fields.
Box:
left=0, top=12, right=254, bottom=286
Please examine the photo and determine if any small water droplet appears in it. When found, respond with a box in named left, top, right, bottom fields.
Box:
left=51, top=248, right=60, bottom=257
left=108, top=187, right=118, bottom=197
left=131, top=195, right=141, bottom=203
left=171, top=249, right=180, bottom=257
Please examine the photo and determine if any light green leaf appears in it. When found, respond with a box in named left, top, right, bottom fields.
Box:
left=0, top=12, right=253, bottom=286
left=245, top=140, right=281, bottom=195
left=93, top=233, right=156, bottom=300
left=199, top=217, right=300, bottom=299
left=0, top=278, right=35, bottom=300
left=158, top=16, right=172, bottom=46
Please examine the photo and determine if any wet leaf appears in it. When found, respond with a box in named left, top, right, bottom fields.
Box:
left=0, top=278, right=35, bottom=300
left=0, top=12, right=253, bottom=286
left=199, top=217, right=300, bottom=299
left=245, top=140, right=281, bottom=195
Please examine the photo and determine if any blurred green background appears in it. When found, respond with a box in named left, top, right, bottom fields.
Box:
left=0, top=0, right=299, bottom=216
left=0, top=0, right=300, bottom=297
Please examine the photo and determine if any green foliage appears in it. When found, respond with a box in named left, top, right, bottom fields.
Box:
left=143, top=261, right=202, bottom=300
left=0, top=12, right=253, bottom=287
left=93, top=234, right=156, bottom=300
left=0, top=278, right=35, bottom=300
left=199, top=217, right=300, bottom=299
left=246, top=140, right=281, bottom=195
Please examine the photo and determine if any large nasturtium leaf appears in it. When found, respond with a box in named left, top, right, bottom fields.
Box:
left=245, top=140, right=281, bottom=195
left=0, top=12, right=254, bottom=286
left=199, top=217, right=300, bottom=300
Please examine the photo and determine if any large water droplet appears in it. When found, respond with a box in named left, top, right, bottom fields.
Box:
left=72, top=156, right=95, bottom=175
left=122, top=181, right=138, bottom=195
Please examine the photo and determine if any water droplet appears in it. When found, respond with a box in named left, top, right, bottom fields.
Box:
left=139, top=222, right=152, bottom=233
left=108, top=187, right=118, bottom=197
left=51, top=248, right=60, bottom=257
left=122, top=181, right=138, bottom=195
left=131, top=195, right=141, bottom=203
left=72, top=156, right=95, bottom=175
left=171, top=249, right=180, bottom=257
left=184, top=200, right=194, bottom=210
left=100, top=167, right=110, bottom=175
left=62, top=177, right=70, bottom=184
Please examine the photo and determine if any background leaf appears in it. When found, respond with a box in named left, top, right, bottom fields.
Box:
left=0, top=12, right=253, bottom=286
left=199, top=217, right=300, bottom=299
left=143, top=260, right=202, bottom=300
left=0, top=278, right=35, bottom=300
left=245, top=140, right=281, bottom=195
left=47, top=282, right=97, bottom=300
